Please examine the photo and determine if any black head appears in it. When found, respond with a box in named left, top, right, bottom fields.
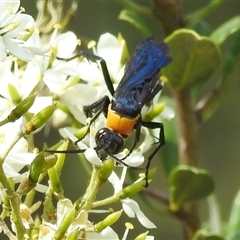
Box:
left=95, top=128, right=124, bottom=159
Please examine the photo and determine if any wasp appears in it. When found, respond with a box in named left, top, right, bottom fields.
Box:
left=48, top=37, right=172, bottom=187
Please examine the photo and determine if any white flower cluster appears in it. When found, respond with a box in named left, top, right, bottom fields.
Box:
left=0, top=0, right=158, bottom=239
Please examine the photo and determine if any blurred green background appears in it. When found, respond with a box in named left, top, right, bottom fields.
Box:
left=16, top=1, right=240, bottom=239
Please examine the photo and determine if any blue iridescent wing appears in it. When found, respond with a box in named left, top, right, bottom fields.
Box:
left=112, top=38, right=172, bottom=117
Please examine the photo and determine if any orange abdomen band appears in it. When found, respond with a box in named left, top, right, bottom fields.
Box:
left=106, top=105, right=139, bottom=135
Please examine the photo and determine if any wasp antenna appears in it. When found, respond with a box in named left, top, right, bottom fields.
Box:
left=43, top=149, right=86, bottom=154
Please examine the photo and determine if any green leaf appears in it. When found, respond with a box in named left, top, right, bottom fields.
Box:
left=162, top=29, right=221, bottom=90
left=227, top=232, right=240, bottom=240
left=118, top=9, right=152, bottom=37
left=197, top=31, right=240, bottom=122
left=116, top=0, right=151, bottom=15
left=186, top=0, right=223, bottom=23
left=221, top=31, right=240, bottom=82
left=193, top=230, right=225, bottom=240
left=207, top=195, right=222, bottom=234
left=226, top=189, right=240, bottom=238
left=210, top=16, right=240, bottom=46
left=169, top=165, right=214, bottom=211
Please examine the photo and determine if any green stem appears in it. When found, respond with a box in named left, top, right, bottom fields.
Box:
left=153, top=0, right=185, bottom=35
left=0, top=131, right=26, bottom=238
left=173, top=89, right=200, bottom=238
left=173, top=90, right=198, bottom=166
left=75, top=165, right=100, bottom=210
left=92, top=192, right=122, bottom=209
left=0, top=131, right=24, bottom=164
left=0, top=165, right=25, bottom=239
left=0, top=118, right=10, bottom=127
left=153, top=1, right=201, bottom=237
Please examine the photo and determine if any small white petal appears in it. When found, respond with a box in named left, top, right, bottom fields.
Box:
left=87, top=226, right=119, bottom=240
left=89, top=209, right=110, bottom=213
left=122, top=199, right=156, bottom=229
left=161, top=105, right=175, bottom=119
left=61, top=84, right=98, bottom=106
left=35, top=183, right=48, bottom=193
left=29, top=96, right=53, bottom=113
left=4, top=38, right=34, bottom=61
left=57, top=199, right=74, bottom=225
left=77, top=61, right=104, bottom=83
left=124, top=151, right=144, bottom=167
left=54, top=31, right=78, bottom=58
left=67, top=104, right=86, bottom=125
left=5, top=14, right=34, bottom=37
left=2, top=164, right=20, bottom=177
left=0, top=39, right=7, bottom=62
left=0, top=0, right=20, bottom=17
left=146, top=236, right=155, bottom=240
left=23, top=32, right=49, bottom=54
left=84, top=148, right=102, bottom=166
left=108, top=171, right=122, bottom=193
left=61, top=128, right=78, bottom=142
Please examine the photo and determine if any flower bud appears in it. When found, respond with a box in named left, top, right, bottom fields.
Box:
left=95, top=210, right=123, bottom=232
left=96, top=159, right=114, bottom=186
left=8, top=83, right=21, bottom=105
left=23, top=105, right=55, bottom=134
left=120, top=180, right=146, bottom=199
left=134, top=231, right=150, bottom=240
left=121, top=169, right=156, bottom=198
left=143, top=102, right=165, bottom=121
left=54, top=207, right=75, bottom=240
left=48, top=167, right=63, bottom=195
left=52, top=140, right=69, bottom=173
left=66, top=229, right=79, bottom=240
left=8, top=95, right=36, bottom=122
left=29, top=152, right=45, bottom=183
left=27, top=153, right=57, bottom=186
left=43, top=154, right=58, bottom=172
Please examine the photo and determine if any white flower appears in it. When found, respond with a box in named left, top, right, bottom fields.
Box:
left=60, top=125, right=151, bottom=232
left=77, top=32, right=125, bottom=97
left=121, top=223, right=154, bottom=240
left=108, top=168, right=157, bottom=229
left=11, top=202, right=41, bottom=232
left=0, top=57, right=52, bottom=120
left=0, top=0, right=35, bottom=62
left=22, top=30, right=80, bottom=92
left=39, top=198, right=119, bottom=240
left=95, top=32, right=124, bottom=81
left=52, top=33, right=126, bottom=126
left=0, top=119, right=37, bottom=203
left=22, top=30, right=97, bottom=125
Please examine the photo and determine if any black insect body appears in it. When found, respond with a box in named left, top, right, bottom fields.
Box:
left=77, top=38, right=172, bottom=186
left=47, top=37, right=172, bottom=187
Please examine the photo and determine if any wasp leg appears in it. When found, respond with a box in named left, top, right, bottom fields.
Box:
left=79, top=51, right=115, bottom=96
left=57, top=51, right=115, bottom=96
left=120, top=120, right=142, bottom=162
left=121, top=83, right=163, bottom=158
left=141, top=121, right=165, bottom=187
left=74, top=96, right=110, bottom=145
left=92, top=55, right=115, bottom=96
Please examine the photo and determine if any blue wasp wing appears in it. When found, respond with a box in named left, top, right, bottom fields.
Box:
left=112, top=38, right=172, bottom=118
